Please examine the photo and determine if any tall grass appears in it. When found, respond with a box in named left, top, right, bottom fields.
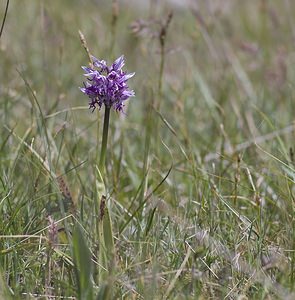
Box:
left=1, top=0, right=295, bottom=299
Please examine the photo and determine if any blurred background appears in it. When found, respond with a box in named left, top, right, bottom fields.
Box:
left=1, top=0, right=295, bottom=143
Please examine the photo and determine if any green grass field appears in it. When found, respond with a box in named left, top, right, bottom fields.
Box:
left=1, top=1, right=295, bottom=299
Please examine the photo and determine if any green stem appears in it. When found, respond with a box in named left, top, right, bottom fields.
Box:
left=97, top=106, right=116, bottom=287
left=0, top=0, right=10, bottom=40
left=99, top=106, right=111, bottom=172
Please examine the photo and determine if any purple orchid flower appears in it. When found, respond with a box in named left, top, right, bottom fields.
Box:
left=80, top=55, right=135, bottom=112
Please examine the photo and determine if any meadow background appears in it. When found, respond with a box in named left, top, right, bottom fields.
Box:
left=1, top=0, right=295, bottom=299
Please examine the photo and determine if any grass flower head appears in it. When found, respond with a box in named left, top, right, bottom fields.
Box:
left=80, top=55, right=135, bottom=112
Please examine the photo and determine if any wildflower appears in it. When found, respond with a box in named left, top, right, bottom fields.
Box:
left=80, top=55, right=135, bottom=112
